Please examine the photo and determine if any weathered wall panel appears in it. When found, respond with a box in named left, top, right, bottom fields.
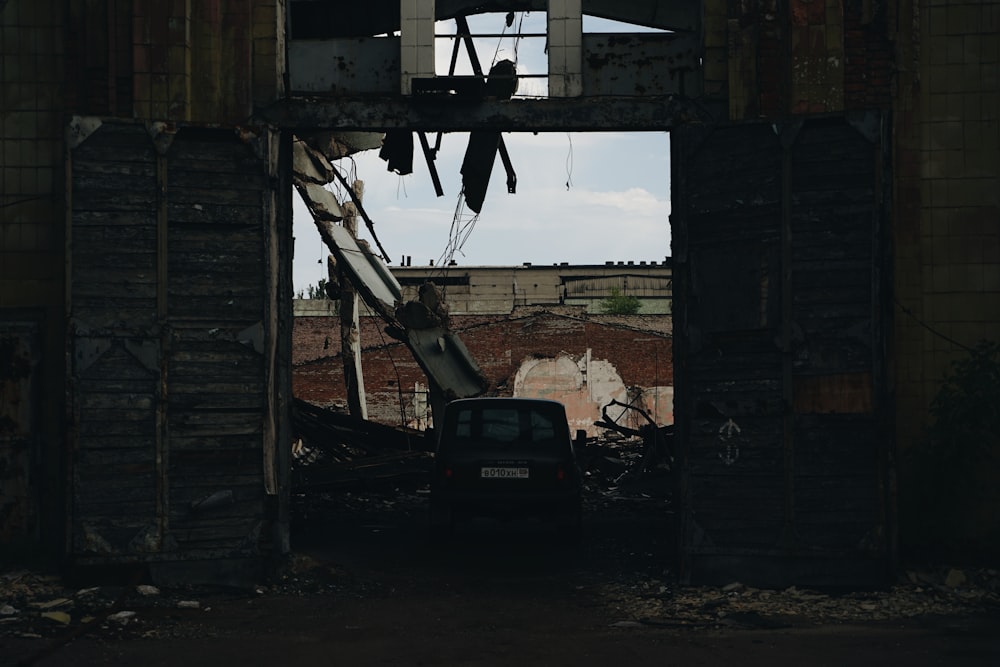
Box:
left=672, top=113, right=891, bottom=588
left=67, top=120, right=288, bottom=575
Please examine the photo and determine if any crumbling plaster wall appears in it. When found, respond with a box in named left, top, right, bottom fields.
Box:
left=513, top=354, right=673, bottom=436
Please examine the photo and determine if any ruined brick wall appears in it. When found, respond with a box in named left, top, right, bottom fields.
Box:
left=293, top=311, right=674, bottom=432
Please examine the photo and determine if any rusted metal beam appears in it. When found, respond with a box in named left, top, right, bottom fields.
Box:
left=417, top=132, right=445, bottom=197
left=257, top=95, right=687, bottom=132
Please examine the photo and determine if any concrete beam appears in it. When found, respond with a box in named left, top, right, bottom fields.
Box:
left=288, top=1, right=699, bottom=37
left=257, top=95, right=690, bottom=132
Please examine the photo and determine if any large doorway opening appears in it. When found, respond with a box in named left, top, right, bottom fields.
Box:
left=284, top=8, right=678, bottom=576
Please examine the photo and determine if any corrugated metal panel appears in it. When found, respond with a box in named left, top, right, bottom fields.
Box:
left=563, top=275, right=672, bottom=298
left=68, top=120, right=286, bottom=571
left=672, top=113, right=891, bottom=588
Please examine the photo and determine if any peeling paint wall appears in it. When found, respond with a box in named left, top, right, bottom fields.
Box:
left=708, top=0, right=891, bottom=119
left=62, top=0, right=286, bottom=123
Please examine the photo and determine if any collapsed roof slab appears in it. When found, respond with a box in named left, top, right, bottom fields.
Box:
left=291, top=143, right=485, bottom=405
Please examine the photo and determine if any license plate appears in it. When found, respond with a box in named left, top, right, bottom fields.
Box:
left=481, top=466, right=529, bottom=479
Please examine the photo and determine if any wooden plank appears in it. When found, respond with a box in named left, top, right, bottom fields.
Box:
left=169, top=381, right=266, bottom=395
left=169, top=434, right=265, bottom=451
left=169, top=169, right=267, bottom=191
left=167, top=360, right=263, bottom=382
left=167, top=421, right=263, bottom=438
left=168, top=231, right=263, bottom=252
left=167, top=203, right=264, bottom=226
left=169, top=392, right=265, bottom=411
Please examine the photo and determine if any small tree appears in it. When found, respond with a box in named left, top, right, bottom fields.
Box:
left=599, top=287, right=641, bottom=315
left=306, top=278, right=329, bottom=300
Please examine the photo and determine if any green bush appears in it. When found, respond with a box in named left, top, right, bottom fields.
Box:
left=902, top=340, right=1000, bottom=560
left=600, top=287, right=641, bottom=315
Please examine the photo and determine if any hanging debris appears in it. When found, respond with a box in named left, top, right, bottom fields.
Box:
left=378, top=129, right=414, bottom=175
left=388, top=282, right=488, bottom=420
left=460, top=59, right=519, bottom=213
left=594, top=399, right=675, bottom=483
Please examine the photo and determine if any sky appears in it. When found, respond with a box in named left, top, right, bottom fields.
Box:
left=291, top=13, right=672, bottom=294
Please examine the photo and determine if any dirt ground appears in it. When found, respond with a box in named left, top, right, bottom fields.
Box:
left=3, top=475, right=1000, bottom=666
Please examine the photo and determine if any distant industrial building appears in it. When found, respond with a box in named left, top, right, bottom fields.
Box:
left=390, top=259, right=672, bottom=315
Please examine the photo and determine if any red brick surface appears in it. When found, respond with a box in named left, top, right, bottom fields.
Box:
left=293, top=310, right=673, bottom=428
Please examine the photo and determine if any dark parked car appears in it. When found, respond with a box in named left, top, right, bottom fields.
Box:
left=429, top=397, right=583, bottom=537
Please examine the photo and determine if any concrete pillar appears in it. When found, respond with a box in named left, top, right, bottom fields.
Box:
left=400, top=0, right=436, bottom=94
left=547, top=0, right=582, bottom=97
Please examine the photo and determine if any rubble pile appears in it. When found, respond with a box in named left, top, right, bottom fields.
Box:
left=5, top=433, right=997, bottom=641
left=599, top=567, right=1000, bottom=629
left=0, top=571, right=235, bottom=641
left=579, top=433, right=673, bottom=514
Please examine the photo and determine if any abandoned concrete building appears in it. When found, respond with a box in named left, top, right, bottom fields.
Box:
left=390, top=260, right=673, bottom=314
left=2, top=1, right=999, bottom=587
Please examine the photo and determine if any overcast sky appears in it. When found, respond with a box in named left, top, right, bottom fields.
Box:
left=292, top=13, right=672, bottom=294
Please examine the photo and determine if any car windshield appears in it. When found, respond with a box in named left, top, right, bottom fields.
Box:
left=448, top=404, right=566, bottom=451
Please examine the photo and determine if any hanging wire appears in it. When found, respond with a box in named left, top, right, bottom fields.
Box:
left=513, top=12, right=526, bottom=64
left=894, top=296, right=977, bottom=354
left=565, top=133, right=575, bottom=190
left=437, top=191, right=480, bottom=270
left=489, top=15, right=508, bottom=68
left=371, top=319, right=412, bottom=429
left=489, top=11, right=526, bottom=71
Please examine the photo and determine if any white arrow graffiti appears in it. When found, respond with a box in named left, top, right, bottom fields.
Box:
left=718, top=418, right=741, bottom=466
